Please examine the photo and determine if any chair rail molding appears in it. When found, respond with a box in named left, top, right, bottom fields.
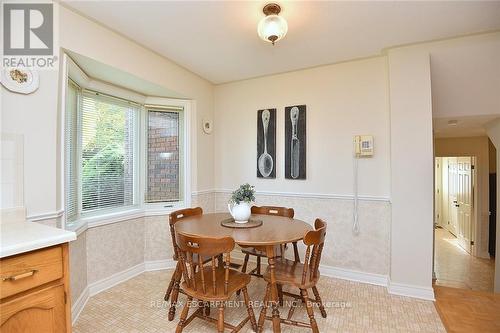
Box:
left=26, top=209, right=65, bottom=222
left=200, top=189, right=391, bottom=202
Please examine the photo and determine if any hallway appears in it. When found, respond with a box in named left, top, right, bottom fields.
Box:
left=434, top=227, right=495, bottom=291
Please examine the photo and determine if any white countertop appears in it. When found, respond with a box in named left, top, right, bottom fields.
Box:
left=0, top=221, right=76, bottom=258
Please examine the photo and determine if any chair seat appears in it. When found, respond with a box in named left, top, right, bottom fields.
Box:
left=181, top=267, right=251, bottom=301
left=263, top=259, right=320, bottom=288
left=241, top=245, right=281, bottom=257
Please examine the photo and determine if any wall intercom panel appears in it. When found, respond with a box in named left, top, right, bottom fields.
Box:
left=354, top=135, right=374, bottom=157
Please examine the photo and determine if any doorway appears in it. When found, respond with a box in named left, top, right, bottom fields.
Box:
left=434, top=156, right=496, bottom=291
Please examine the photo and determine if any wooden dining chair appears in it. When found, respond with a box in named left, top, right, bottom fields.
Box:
left=175, top=233, right=257, bottom=333
left=240, top=206, right=299, bottom=278
left=258, top=219, right=327, bottom=333
left=165, top=207, right=208, bottom=321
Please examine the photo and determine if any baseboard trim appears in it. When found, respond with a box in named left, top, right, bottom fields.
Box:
left=71, top=286, right=89, bottom=325
left=144, top=259, right=176, bottom=271
left=88, top=262, right=145, bottom=296
left=320, top=265, right=389, bottom=287
left=387, top=280, right=435, bottom=301
left=72, top=259, right=175, bottom=324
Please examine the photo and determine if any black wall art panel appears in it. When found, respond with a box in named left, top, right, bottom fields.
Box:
left=257, top=108, right=276, bottom=178
left=285, top=105, right=306, bottom=179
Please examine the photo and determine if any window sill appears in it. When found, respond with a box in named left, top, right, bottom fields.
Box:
left=66, top=205, right=186, bottom=236
left=143, top=201, right=185, bottom=216
left=84, top=208, right=144, bottom=228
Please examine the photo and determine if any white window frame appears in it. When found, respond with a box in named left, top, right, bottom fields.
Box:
left=141, top=97, right=192, bottom=215
left=67, top=84, right=142, bottom=224
left=61, top=54, right=192, bottom=232
left=80, top=90, right=142, bottom=217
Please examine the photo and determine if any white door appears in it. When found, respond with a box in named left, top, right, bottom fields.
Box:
left=434, top=158, right=443, bottom=227
left=448, top=157, right=458, bottom=235
left=456, top=157, right=473, bottom=253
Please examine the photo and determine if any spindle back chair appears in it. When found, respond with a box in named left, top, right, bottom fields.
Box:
left=175, top=233, right=257, bottom=333
left=240, top=206, right=298, bottom=279
left=258, top=218, right=327, bottom=333
left=165, top=207, right=204, bottom=321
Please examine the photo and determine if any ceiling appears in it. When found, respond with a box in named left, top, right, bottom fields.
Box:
left=430, top=33, right=500, bottom=120
left=67, top=51, right=185, bottom=98
left=63, top=1, right=500, bottom=84
left=433, top=115, right=499, bottom=138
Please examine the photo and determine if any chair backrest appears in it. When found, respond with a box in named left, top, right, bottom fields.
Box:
left=301, top=218, right=327, bottom=285
left=251, top=205, right=296, bottom=257
left=251, top=205, right=294, bottom=218
left=176, top=233, right=235, bottom=296
left=169, top=207, right=203, bottom=261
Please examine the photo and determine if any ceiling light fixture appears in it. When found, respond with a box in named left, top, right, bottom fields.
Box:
left=257, top=3, right=288, bottom=45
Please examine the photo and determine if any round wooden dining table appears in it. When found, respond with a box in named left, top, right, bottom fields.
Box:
left=174, top=212, right=312, bottom=333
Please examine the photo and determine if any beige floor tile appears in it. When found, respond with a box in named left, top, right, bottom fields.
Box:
left=73, top=269, right=445, bottom=332
left=434, top=228, right=495, bottom=292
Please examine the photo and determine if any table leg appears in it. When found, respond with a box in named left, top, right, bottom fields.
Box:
left=266, top=245, right=281, bottom=333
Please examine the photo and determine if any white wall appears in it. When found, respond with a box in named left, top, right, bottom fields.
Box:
left=387, top=47, right=435, bottom=299
left=214, top=57, right=391, bottom=276
left=214, top=57, right=390, bottom=197
left=1, top=71, right=60, bottom=216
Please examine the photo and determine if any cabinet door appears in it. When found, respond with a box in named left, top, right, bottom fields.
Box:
left=0, top=285, right=66, bottom=333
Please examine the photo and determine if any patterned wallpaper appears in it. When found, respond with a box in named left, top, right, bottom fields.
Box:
left=69, top=190, right=390, bottom=307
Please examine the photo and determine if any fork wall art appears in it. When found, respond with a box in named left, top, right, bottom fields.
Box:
left=285, top=105, right=306, bottom=179
left=257, top=108, right=276, bottom=178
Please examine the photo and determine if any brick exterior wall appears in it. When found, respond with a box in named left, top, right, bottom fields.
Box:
left=147, top=112, right=179, bottom=202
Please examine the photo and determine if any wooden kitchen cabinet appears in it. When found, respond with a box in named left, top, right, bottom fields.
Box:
left=0, top=243, right=71, bottom=333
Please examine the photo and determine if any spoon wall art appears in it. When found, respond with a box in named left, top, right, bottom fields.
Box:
left=257, top=108, right=276, bottom=178
left=285, top=105, right=306, bottom=179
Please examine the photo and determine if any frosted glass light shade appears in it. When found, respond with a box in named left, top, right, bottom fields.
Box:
left=257, top=14, right=288, bottom=45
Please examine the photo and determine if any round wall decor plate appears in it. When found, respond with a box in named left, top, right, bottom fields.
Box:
left=1, top=68, right=39, bottom=94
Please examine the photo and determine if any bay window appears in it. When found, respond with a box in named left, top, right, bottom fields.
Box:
left=65, top=78, right=187, bottom=227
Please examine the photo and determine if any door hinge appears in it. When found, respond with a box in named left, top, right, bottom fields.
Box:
left=471, top=165, right=475, bottom=170
left=470, top=240, right=474, bottom=246
left=64, top=291, right=67, bottom=304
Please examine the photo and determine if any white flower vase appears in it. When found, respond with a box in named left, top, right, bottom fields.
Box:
left=228, top=202, right=251, bottom=223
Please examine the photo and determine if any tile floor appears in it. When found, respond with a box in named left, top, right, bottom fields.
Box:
left=73, top=270, right=445, bottom=332
left=434, top=227, right=495, bottom=291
